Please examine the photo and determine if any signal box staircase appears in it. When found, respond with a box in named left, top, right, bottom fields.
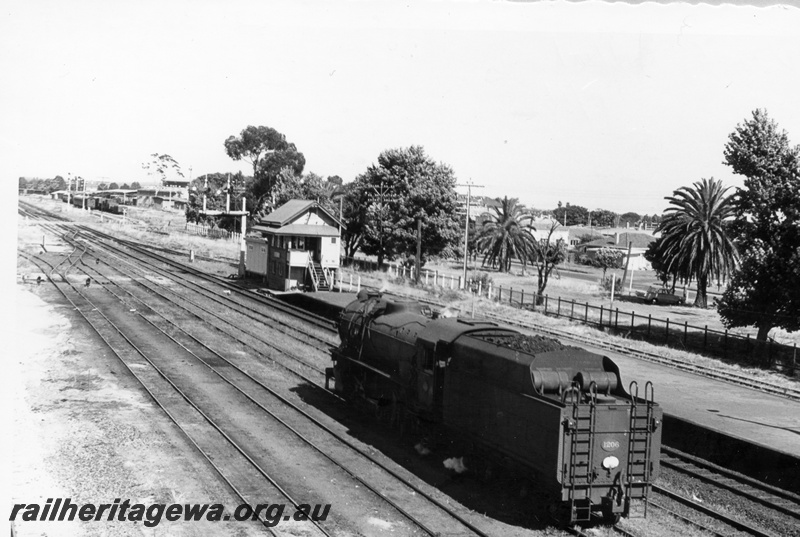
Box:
left=308, top=260, right=330, bottom=291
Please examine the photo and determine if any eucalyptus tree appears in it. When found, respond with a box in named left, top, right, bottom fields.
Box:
left=224, top=125, right=305, bottom=213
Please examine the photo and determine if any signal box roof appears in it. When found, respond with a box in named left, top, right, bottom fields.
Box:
left=259, top=199, right=343, bottom=229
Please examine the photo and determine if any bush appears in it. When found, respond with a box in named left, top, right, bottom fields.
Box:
left=467, top=271, right=493, bottom=291
left=439, top=289, right=464, bottom=302
left=600, top=275, right=622, bottom=294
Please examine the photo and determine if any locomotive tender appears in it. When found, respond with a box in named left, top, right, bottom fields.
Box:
left=329, top=291, right=662, bottom=524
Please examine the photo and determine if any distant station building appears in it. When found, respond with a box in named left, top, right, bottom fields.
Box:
left=244, top=199, right=343, bottom=292
left=96, top=189, right=138, bottom=203
left=138, top=179, right=190, bottom=210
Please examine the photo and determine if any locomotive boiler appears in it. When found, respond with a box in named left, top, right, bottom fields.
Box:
left=328, top=291, right=662, bottom=525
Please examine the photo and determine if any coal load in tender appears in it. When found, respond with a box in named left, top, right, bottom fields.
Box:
left=482, top=333, right=579, bottom=354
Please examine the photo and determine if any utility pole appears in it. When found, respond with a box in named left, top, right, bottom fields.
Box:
left=367, top=179, right=390, bottom=268
left=239, top=197, right=247, bottom=277
left=225, top=173, right=231, bottom=213
left=415, top=218, right=422, bottom=284
left=203, top=176, right=208, bottom=213
left=620, top=241, right=633, bottom=294
left=457, top=181, right=485, bottom=289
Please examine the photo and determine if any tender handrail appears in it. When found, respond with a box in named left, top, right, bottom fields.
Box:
left=629, top=380, right=639, bottom=405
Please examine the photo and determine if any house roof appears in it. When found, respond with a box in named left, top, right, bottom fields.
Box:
left=259, top=199, right=343, bottom=229
left=251, top=223, right=340, bottom=237
left=582, top=232, right=655, bottom=250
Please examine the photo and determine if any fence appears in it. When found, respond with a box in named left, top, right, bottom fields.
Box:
left=179, top=222, right=242, bottom=243
left=502, top=292, right=797, bottom=375
left=341, top=258, right=797, bottom=375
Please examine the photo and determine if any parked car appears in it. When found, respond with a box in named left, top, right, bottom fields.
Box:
left=644, top=286, right=685, bottom=305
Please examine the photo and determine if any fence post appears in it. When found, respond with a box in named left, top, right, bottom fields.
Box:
left=521, top=288, right=524, bottom=305
left=647, top=314, right=651, bottom=337
left=585, top=302, right=589, bottom=323
left=793, top=343, right=797, bottom=376
left=570, top=300, right=575, bottom=321
left=557, top=296, right=561, bottom=317
left=545, top=295, right=549, bottom=314
left=631, top=311, right=635, bottom=330
left=357, top=275, right=361, bottom=293
left=665, top=318, right=670, bottom=343
left=704, top=325, right=708, bottom=350
left=724, top=329, right=728, bottom=359
left=499, top=286, right=502, bottom=301
left=509, top=287, right=513, bottom=304
left=767, top=338, right=773, bottom=367
left=683, top=321, right=688, bottom=347
left=426, top=270, right=429, bottom=286
left=615, top=308, right=619, bottom=330
left=600, top=305, right=604, bottom=327
left=478, top=281, right=483, bottom=296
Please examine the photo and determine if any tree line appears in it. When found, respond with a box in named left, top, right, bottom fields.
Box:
left=19, top=176, right=141, bottom=192
left=186, top=111, right=799, bottom=342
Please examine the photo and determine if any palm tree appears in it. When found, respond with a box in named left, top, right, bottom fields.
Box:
left=476, top=197, right=537, bottom=272
left=656, top=177, right=738, bottom=308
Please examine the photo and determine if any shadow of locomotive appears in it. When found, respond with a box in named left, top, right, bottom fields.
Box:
left=290, top=382, right=560, bottom=530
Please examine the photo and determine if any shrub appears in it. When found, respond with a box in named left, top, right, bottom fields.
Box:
left=600, top=275, right=623, bottom=294
left=467, top=271, right=493, bottom=291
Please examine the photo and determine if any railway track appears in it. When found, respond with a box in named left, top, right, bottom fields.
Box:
left=21, top=219, right=503, bottom=536
left=19, top=251, right=333, bottom=536
left=661, top=446, right=800, bottom=520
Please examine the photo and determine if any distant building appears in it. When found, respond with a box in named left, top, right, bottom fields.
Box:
left=529, top=218, right=570, bottom=245
left=137, top=187, right=186, bottom=209
left=244, top=199, right=343, bottom=292
left=578, top=231, right=656, bottom=271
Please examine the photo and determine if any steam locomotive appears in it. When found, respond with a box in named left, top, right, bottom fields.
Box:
left=328, top=291, right=662, bottom=525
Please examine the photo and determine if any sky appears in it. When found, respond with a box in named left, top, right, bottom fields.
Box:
left=2, top=0, right=800, bottom=216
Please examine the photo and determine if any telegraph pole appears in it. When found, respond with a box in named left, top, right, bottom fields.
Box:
left=415, top=218, right=422, bottom=284
left=457, top=181, right=484, bottom=289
